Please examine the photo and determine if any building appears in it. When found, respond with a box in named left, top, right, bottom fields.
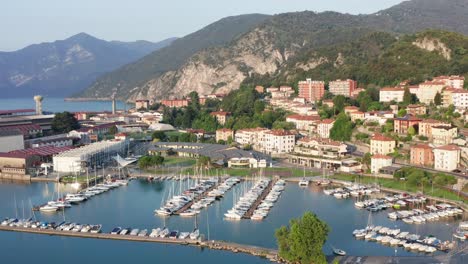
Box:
left=434, top=75, right=465, bottom=89
left=406, top=105, right=426, bottom=116
left=350, top=111, right=365, bottom=122
left=270, top=86, right=294, bottom=99
left=418, top=119, right=451, bottom=138
left=329, top=79, right=357, bottom=97
left=0, top=152, right=39, bottom=179
left=322, top=100, right=334, bottom=108
left=344, top=106, right=359, bottom=115
left=30, top=137, right=74, bottom=148
left=261, top=130, right=295, bottom=155
left=210, top=110, right=231, bottom=125
left=53, top=140, right=128, bottom=173
left=371, top=154, right=393, bottom=174
left=285, top=114, right=320, bottom=131
left=255, top=86, right=265, bottom=94
left=433, top=145, right=460, bottom=172
left=0, top=124, right=42, bottom=139
left=298, top=79, right=325, bottom=102
left=370, top=134, right=396, bottom=155
left=0, top=130, right=25, bottom=152
left=135, top=100, right=150, bottom=110
left=432, top=126, right=458, bottom=145
left=161, top=99, right=189, bottom=108
left=114, top=133, right=128, bottom=141
left=451, top=89, right=468, bottom=109
left=216, top=128, right=234, bottom=143
left=294, top=137, right=348, bottom=159
left=417, top=81, right=446, bottom=104
left=235, top=128, right=269, bottom=148
left=410, top=144, right=434, bottom=167
left=394, top=115, right=422, bottom=134
left=379, top=87, right=405, bottom=103
left=317, top=119, right=335, bottom=139
left=364, top=111, right=395, bottom=125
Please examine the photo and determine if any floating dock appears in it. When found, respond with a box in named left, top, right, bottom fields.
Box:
left=243, top=178, right=277, bottom=219
left=173, top=179, right=223, bottom=215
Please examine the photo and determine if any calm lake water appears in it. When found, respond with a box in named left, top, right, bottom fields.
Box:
left=0, top=97, right=132, bottom=113
left=0, top=179, right=465, bottom=263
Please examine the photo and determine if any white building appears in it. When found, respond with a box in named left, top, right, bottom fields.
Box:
left=317, top=119, right=335, bottom=139
left=379, top=87, right=405, bottom=103
left=53, top=140, right=127, bottom=173
left=0, top=130, right=24, bottom=152
left=286, top=114, right=320, bottom=131
left=371, top=154, right=393, bottom=174
left=433, top=145, right=460, bottom=172
left=434, top=75, right=465, bottom=89
left=451, top=90, right=468, bottom=109
left=417, top=81, right=446, bottom=104
left=261, top=130, right=295, bottom=155
left=234, top=128, right=269, bottom=148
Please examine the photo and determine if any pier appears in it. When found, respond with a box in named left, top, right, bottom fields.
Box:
left=173, top=178, right=223, bottom=215
left=0, top=225, right=278, bottom=262
left=243, top=178, right=277, bottom=219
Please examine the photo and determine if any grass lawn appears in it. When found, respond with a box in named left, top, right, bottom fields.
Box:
left=163, top=156, right=196, bottom=167
left=331, top=173, right=467, bottom=203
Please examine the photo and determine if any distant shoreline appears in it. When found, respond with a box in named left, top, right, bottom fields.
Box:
left=64, top=97, right=113, bottom=102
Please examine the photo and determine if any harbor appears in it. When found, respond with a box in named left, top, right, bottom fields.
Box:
left=0, top=177, right=466, bottom=261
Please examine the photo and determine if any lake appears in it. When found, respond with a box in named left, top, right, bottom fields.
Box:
left=0, top=179, right=464, bottom=263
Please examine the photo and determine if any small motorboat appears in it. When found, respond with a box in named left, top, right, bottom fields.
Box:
left=333, top=248, right=346, bottom=256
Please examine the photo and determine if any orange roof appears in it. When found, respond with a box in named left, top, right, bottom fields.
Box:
left=435, top=145, right=460, bottom=151
left=371, top=134, right=394, bottom=142
left=372, top=154, right=393, bottom=160
left=210, top=111, right=231, bottom=116
left=265, top=129, right=295, bottom=136
left=406, top=104, right=424, bottom=109
left=411, top=144, right=432, bottom=150
left=217, top=128, right=233, bottom=133
left=380, top=87, right=404, bottom=91
left=320, top=119, right=335, bottom=124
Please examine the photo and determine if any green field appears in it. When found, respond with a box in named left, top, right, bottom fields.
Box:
left=331, top=173, right=467, bottom=203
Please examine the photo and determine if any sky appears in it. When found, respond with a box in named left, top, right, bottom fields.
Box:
left=0, top=0, right=404, bottom=51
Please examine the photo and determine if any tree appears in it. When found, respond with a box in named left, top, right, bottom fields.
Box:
left=332, top=95, right=346, bottom=114
left=151, top=155, right=165, bottom=167
left=362, top=153, right=371, bottom=173
left=402, top=87, right=412, bottom=105
left=275, top=212, right=329, bottom=264
left=397, top=109, right=407, bottom=117
left=138, top=156, right=152, bottom=170
left=272, top=121, right=295, bottom=130
left=330, top=113, right=353, bottom=141
left=108, top=125, right=118, bottom=135
left=408, top=126, right=416, bottom=136
left=51, top=112, right=80, bottom=133
left=198, top=156, right=211, bottom=168
left=434, top=92, right=442, bottom=106
left=188, top=91, right=201, bottom=111
left=151, top=131, right=167, bottom=141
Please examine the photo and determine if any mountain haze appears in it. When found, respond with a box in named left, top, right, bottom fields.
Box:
left=77, top=0, right=468, bottom=101
left=0, top=33, right=176, bottom=97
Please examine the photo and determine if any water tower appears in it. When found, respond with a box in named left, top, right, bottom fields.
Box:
left=34, top=95, right=43, bottom=115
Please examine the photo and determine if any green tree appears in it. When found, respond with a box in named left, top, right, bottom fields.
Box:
left=51, top=112, right=80, bottom=133
left=332, top=95, right=346, bottom=114
left=272, top=121, right=295, bottom=130
left=397, top=109, right=407, bottom=117
left=151, top=155, right=165, bottom=167
left=198, top=156, right=211, bottom=168
left=188, top=91, right=201, bottom=111
left=408, top=126, right=416, bottom=136
left=402, top=87, right=412, bottom=106
left=330, top=113, right=353, bottom=141
left=434, top=92, right=442, bottom=106
left=151, top=131, right=167, bottom=141
left=108, top=125, right=118, bottom=135
left=275, top=212, right=329, bottom=264
left=362, top=153, right=371, bottom=173
left=138, top=156, right=152, bottom=170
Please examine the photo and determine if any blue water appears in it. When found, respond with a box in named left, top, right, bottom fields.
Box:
left=0, top=97, right=133, bottom=113
left=0, top=180, right=463, bottom=263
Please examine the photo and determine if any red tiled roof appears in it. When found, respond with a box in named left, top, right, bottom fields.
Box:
left=372, top=154, right=393, bottom=160
left=411, top=144, right=432, bottom=150
left=320, top=119, right=335, bottom=124
left=434, top=145, right=460, bottom=151
left=0, top=124, right=42, bottom=136
left=265, top=129, right=295, bottom=136
left=371, top=134, right=394, bottom=142
left=380, top=87, right=404, bottom=91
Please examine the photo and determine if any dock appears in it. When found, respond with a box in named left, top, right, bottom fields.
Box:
left=243, top=178, right=277, bottom=219
left=173, top=179, right=222, bottom=215
left=0, top=225, right=278, bottom=262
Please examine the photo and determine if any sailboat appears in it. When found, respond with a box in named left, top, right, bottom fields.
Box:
left=298, top=166, right=309, bottom=187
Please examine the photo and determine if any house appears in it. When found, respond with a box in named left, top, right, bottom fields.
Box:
left=416, top=81, right=446, bottom=104
left=329, top=79, right=357, bottom=97
left=370, top=134, right=396, bottom=155
left=394, top=115, right=422, bottom=134
left=350, top=111, right=365, bottom=122
left=161, top=99, right=189, bottom=108
left=379, top=87, right=405, bottom=102
left=432, top=126, right=458, bottom=145
left=344, top=106, right=359, bottom=115
left=371, top=154, right=393, bottom=174
left=410, top=144, right=434, bottom=167
left=216, top=128, right=234, bottom=143
left=322, top=100, right=334, bottom=108
left=317, top=119, right=335, bottom=139
left=406, top=104, right=426, bottom=116
left=450, top=89, right=468, bottom=109
left=418, top=119, right=451, bottom=138
left=135, top=99, right=150, bottom=110
left=434, top=75, right=465, bottom=89
left=433, top=145, right=460, bottom=171
left=210, top=110, right=231, bottom=125
left=114, top=133, right=128, bottom=141
left=285, top=114, right=320, bottom=131
left=235, top=128, right=269, bottom=148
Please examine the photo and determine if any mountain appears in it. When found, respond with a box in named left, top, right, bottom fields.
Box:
left=78, top=0, right=468, bottom=101
left=0, top=33, right=176, bottom=97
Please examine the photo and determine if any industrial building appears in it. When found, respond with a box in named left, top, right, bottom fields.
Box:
left=53, top=140, right=128, bottom=173
left=0, top=130, right=25, bottom=152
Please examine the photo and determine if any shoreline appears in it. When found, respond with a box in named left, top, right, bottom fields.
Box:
left=64, top=97, right=114, bottom=102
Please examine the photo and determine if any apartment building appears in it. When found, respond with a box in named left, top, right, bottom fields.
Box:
left=286, top=114, right=320, bottom=131
left=394, top=115, right=422, bottom=134
left=379, top=87, right=405, bottom=102
left=298, top=79, right=325, bottom=102
left=216, top=128, right=234, bottom=143
left=317, top=119, right=335, bottom=139
left=418, top=119, right=451, bottom=138
left=406, top=104, right=426, bottom=116
left=417, top=81, right=446, bottom=104
left=329, top=79, right=357, bottom=97
left=433, top=145, right=460, bottom=172
left=370, top=134, right=396, bottom=155
left=432, top=126, right=458, bottom=145
left=371, top=154, right=393, bottom=174
left=410, top=144, right=434, bottom=167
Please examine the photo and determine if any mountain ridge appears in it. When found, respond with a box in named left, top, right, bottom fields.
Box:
left=0, top=33, right=177, bottom=98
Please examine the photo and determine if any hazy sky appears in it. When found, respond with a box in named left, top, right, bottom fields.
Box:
left=1, top=0, right=404, bottom=51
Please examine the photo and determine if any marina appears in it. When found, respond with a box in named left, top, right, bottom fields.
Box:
left=0, top=177, right=466, bottom=260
